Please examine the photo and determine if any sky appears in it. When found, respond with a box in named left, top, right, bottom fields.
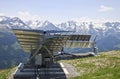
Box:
left=0, top=0, right=120, bottom=23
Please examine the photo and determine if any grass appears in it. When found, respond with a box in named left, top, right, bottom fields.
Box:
left=0, top=68, right=11, bottom=79
left=61, top=50, right=120, bottom=79
left=0, top=67, right=15, bottom=79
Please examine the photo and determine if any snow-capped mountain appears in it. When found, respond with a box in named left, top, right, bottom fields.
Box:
left=0, top=16, right=120, bottom=37
left=1, top=16, right=120, bottom=36
left=26, top=20, right=61, bottom=31
left=57, top=21, right=77, bottom=31
left=0, top=16, right=30, bottom=29
left=27, top=20, right=120, bottom=37
left=57, top=21, right=120, bottom=39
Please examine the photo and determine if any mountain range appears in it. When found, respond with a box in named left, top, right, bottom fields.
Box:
left=0, top=16, right=120, bottom=68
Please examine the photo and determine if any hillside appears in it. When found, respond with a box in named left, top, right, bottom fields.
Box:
left=0, top=28, right=29, bottom=69
left=0, top=67, right=15, bottom=79
left=0, top=50, right=119, bottom=79
left=60, top=50, right=120, bottom=79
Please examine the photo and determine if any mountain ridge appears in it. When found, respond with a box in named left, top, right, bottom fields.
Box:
left=0, top=16, right=120, bottom=35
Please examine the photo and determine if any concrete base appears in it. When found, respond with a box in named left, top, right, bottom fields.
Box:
left=13, top=63, right=68, bottom=79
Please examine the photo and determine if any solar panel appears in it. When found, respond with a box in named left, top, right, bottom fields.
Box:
left=44, top=36, right=69, bottom=52
left=16, top=35, right=40, bottom=40
left=64, top=41, right=93, bottom=48
left=69, top=35, right=91, bottom=41
left=64, top=35, right=92, bottom=48
left=13, top=30, right=41, bottom=52
left=13, top=30, right=40, bottom=36
left=13, top=29, right=93, bottom=53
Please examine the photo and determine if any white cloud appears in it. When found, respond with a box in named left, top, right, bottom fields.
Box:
left=17, top=11, right=40, bottom=21
left=98, top=5, right=114, bottom=12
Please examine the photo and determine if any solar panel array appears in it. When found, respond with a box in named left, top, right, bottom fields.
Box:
left=13, top=30, right=93, bottom=53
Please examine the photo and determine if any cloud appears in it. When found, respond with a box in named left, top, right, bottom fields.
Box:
left=98, top=5, right=114, bottom=12
left=17, top=11, right=40, bottom=21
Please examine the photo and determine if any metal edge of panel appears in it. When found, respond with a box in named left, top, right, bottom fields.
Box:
left=16, top=35, right=40, bottom=40
left=12, top=29, right=44, bottom=34
left=19, top=42, right=39, bottom=45
left=13, top=32, right=40, bottom=36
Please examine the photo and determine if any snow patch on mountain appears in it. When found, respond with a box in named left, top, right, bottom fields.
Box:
left=0, top=16, right=30, bottom=29
left=26, top=20, right=61, bottom=31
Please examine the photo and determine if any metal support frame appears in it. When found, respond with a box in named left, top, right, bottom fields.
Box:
left=43, top=46, right=55, bottom=62
left=29, top=46, right=42, bottom=64
left=92, top=35, right=98, bottom=55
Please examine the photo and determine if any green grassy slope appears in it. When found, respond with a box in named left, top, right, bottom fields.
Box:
left=0, top=68, right=11, bottom=79
left=0, top=67, right=15, bottom=79
left=61, top=50, right=120, bottom=79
